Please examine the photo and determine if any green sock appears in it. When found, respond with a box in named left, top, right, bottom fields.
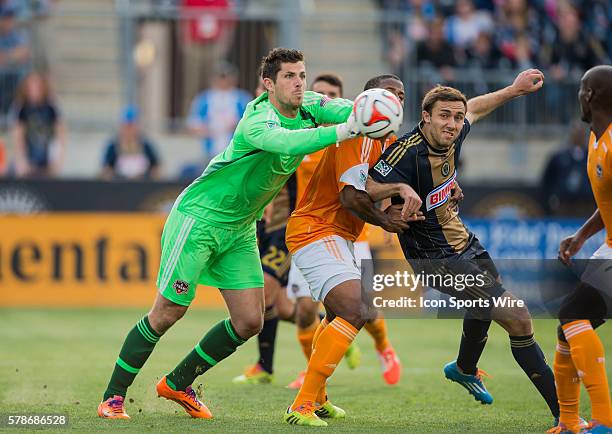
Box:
left=166, top=318, right=246, bottom=391
left=103, top=315, right=161, bottom=400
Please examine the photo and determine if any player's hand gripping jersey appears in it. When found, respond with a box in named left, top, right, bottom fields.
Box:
left=176, top=91, right=353, bottom=227
left=286, top=135, right=395, bottom=253
left=369, top=120, right=471, bottom=259
left=587, top=122, right=612, bottom=247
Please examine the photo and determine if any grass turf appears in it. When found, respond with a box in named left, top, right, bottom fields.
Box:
left=1, top=308, right=610, bottom=433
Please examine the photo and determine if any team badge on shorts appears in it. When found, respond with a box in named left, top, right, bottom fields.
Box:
left=374, top=159, right=392, bottom=177
left=173, top=280, right=189, bottom=294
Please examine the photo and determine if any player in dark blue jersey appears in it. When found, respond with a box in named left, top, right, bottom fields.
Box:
left=368, top=69, right=561, bottom=424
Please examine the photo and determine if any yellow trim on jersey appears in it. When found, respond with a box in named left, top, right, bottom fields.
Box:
left=385, top=133, right=417, bottom=165
left=387, top=133, right=422, bottom=166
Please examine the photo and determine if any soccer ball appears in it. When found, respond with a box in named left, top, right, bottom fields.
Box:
left=353, top=88, right=403, bottom=139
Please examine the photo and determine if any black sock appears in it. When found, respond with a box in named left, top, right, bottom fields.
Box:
left=257, top=305, right=279, bottom=374
left=456, top=316, right=491, bottom=375
left=510, top=334, right=560, bottom=418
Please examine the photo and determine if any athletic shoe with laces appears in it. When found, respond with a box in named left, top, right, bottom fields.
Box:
left=443, top=360, right=493, bottom=404
left=97, top=395, right=130, bottom=419
left=344, top=341, right=362, bottom=370
left=378, top=345, right=401, bottom=385
left=314, top=400, right=346, bottom=419
left=548, top=417, right=590, bottom=434
left=156, top=375, right=213, bottom=419
left=232, top=363, right=274, bottom=385
left=284, top=401, right=327, bottom=426
left=582, top=422, right=612, bottom=434
left=286, top=370, right=306, bottom=389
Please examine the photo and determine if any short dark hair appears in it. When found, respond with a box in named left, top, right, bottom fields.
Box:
left=421, top=85, right=467, bottom=113
left=259, top=48, right=304, bottom=82
left=312, top=73, right=344, bottom=95
left=364, top=74, right=401, bottom=91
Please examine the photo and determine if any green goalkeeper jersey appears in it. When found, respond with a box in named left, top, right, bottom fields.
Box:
left=176, top=91, right=353, bottom=227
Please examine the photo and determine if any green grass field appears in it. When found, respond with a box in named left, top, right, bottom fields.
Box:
left=1, top=308, right=611, bottom=433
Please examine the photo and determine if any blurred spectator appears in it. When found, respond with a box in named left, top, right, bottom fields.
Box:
left=415, top=18, right=456, bottom=81
left=465, top=31, right=505, bottom=70
left=0, top=4, right=30, bottom=121
left=181, top=0, right=236, bottom=114
left=541, top=121, right=593, bottom=216
left=101, top=106, right=160, bottom=180
left=584, top=0, right=612, bottom=61
left=186, top=62, right=251, bottom=163
left=445, top=0, right=493, bottom=50
left=385, top=0, right=436, bottom=76
left=545, top=6, right=604, bottom=81
left=13, top=72, right=65, bottom=178
left=494, top=0, right=540, bottom=67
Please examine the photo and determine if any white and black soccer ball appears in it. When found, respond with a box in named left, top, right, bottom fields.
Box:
left=352, top=88, right=403, bottom=139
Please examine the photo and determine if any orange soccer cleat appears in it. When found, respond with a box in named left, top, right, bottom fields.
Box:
left=378, top=345, right=402, bottom=385
left=97, top=395, right=130, bottom=419
left=286, top=370, right=306, bottom=389
left=156, top=375, right=213, bottom=419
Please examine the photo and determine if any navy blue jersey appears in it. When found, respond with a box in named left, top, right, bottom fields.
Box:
left=370, top=119, right=472, bottom=259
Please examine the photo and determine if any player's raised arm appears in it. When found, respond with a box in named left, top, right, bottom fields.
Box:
left=306, top=92, right=354, bottom=125
left=243, top=113, right=359, bottom=156
left=466, top=68, right=544, bottom=124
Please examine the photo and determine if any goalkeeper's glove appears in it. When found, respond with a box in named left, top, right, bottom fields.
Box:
left=335, top=111, right=361, bottom=142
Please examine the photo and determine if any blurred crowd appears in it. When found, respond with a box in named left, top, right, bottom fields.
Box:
left=380, top=0, right=611, bottom=80
left=0, top=0, right=608, bottom=192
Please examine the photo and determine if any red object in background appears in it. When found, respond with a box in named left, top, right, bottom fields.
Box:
left=0, top=139, right=6, bottom=175
left=182, top=0, right=232, bottom=44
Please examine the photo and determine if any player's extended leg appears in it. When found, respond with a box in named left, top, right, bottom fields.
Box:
left=233, top=272, right=282, bottom=384
left=98, top=293, right=187, bottom=419
left=364, top=315, right=401, bottom=385
left=158, top=287, right=264, bottom=418
left=548, top=282, right=609, bottom=433
left=286, top=280, right=365, bottom=426
left=547, top=324, right=583, bottom=434
left=287, top=296, right=321, bottom=389
left=493, top=293, right=560, bottom=421
left=561, top=315, right=611, bottom=431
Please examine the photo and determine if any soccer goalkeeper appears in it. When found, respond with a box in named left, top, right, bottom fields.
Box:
left=97, top=47, right=361, bottom=420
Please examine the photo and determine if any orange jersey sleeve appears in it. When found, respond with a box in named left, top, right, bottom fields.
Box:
left=587, top=123, right=612, bottom=247
left=286, top=136, right=394, bottom=253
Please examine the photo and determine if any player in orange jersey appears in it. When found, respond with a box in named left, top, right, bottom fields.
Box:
left=283, top=74, right=425, bottom=426
left=286, top=73, right=404, bottom=389
left=233, top=74, right=354, bottom=386
left=548, top=65, right=612, bottom=434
